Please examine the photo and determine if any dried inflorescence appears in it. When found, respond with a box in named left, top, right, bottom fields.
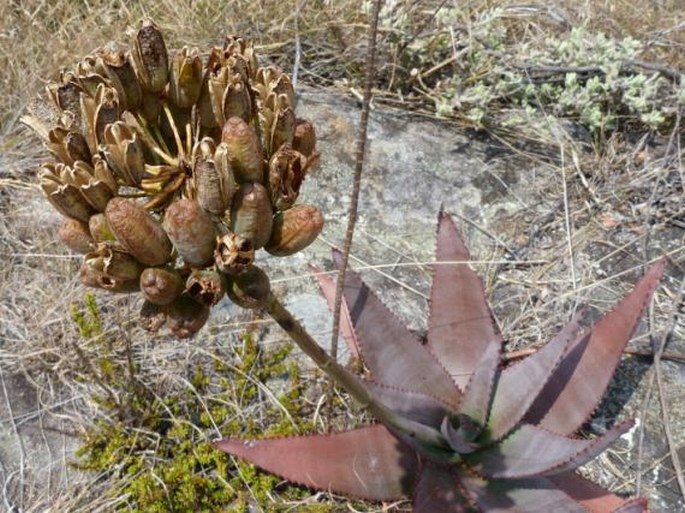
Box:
left=25, top=20, right=324, bottom=338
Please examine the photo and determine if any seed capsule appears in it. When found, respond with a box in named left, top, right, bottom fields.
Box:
left=265, top=204, right=324, bottom=256
left=39, top=164, right=95, bottom=223
left=88, top=213, right=115, bottom=242
left=140, top=267, right=184, bottom=305
left=46, top=75, right=83, bottom=118
left=75, top=55, right=107, bottom=97
left=48, top=127, right=91, bottom=166
left=58, top=218, right=92, bottom=253
left=292, top=119, right=317, bottom=157
left=163, top=198, right=216, bottom=266
left=214, top=232, right=254, bottom=275
left=105, top=197, right=173, bottom=266
left=230, top=183, right=273, bottom=249
left=191, top=139, right=235, bottom=215
left=169, top=47, right=203, bottom=109
left=267, top=144, right=307, bottom=210
left=270, top=104, right=295, bottom=156
left=93, top=84, right=120, bottom=146
left=221, top=117, right=263, bottom=183
left=185, top=269, right=225, bottom=307
left=222, top=77, right=252, bottom=123
left=97, top=46, right=142, bottom=111
left=101, top=121, right=146, bottom=186
left=79, top=260, right=139, bottom=293
left=166, top=294, right=210, bottom=339
left=85, top=242, right=144, bottom=281
left=140, top=300, right=167, bottom=333
left=225, top=265, right=271, bottom=309
left=132, top=20, right=169, bottom=93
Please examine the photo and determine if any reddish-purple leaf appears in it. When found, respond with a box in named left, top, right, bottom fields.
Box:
left=337, top=260, right=460, bottom=406
left=457, top=335, right=501, bottom=432
left=215, top=425, right=418, bottom=501
left=310, top=263, right=360, bottom=359
left=460, top=474, right=587, bottom=512
left=441, top=416, right=480, bottom=454
left=487, top=310, right=585, bottom=441
left=549, top=472, right=649, bottom=513
left=364, top=379, right=456, bottom=426
left=413, top=462, right=476, bottom=513
left=468, top=419, right=634, bottom=479
left=426, top=212, right=503, bottom=389
left=526, top=259, right=666, bottom=434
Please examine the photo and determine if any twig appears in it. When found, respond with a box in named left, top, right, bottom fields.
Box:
left=0, top=369, right=25, bottom=511
left=514, top=60, right=682, bottom=84
left=330, top=0, right=383, bottom=362
left=653, top=274, right=685, bottom=500
left=502, top=347, right=685, bottom=364
left=291, top=0, right=306, bottom=92
left=559, top=146, right=577, bottom=290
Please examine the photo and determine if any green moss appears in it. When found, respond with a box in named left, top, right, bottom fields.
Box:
left=71, top=296, right=346, bottom=511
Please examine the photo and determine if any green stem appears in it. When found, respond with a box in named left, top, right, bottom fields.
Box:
left=264, top=293, right=449, bottom=453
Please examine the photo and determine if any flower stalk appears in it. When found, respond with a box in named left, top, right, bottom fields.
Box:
left=263, top=292, right=450, bottom=454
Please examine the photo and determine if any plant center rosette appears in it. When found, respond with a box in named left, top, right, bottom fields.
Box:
left=25, top=20, right=323, bottom=338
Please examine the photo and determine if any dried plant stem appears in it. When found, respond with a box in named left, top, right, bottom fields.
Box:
left=653, top=274, right=685, bottom=499
left=264, top=293, right=449, bottom=452
left=330, top=0, right=384, bottom=362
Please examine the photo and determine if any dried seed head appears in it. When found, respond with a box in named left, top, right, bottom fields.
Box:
left=105, top=197, right=173, bottom=266
left=140, top=266, right=184, bottom=305
left=169, top=46, right=203, bottom=109
left=221, top=117, right=263, bottom=183
left=166, top=294, right=210, bottom=338
left=214, top=232, right=254, bottom=275
left=230, top=182, right=273, bottom=250
left=162, top=198, right=216, bottom=266
left=265, top=204, right=324, bottom=256
left=185, top=269, right=226, bottom=306
left=132, top=20, right=169, bottom=93
left=225, top=265, right=271, bottom=309
left=59, top=218, right=93, bottom=253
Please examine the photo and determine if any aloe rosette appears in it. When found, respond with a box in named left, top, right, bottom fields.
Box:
left=217, top=212, right=665, bottom=512
left=24, top=21, right=323, bottom=338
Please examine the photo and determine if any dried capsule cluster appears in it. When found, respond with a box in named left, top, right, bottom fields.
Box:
left=26, top=20, right=324, bottom=338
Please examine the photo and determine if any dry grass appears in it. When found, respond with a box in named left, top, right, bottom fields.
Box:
left=0, top=0, right=683, bottom=511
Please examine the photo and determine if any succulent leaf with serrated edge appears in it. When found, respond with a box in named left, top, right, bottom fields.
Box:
left=217, top=211, right=664, bottom=512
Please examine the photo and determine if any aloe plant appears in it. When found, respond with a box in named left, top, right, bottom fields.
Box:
left=217, top=212, right=665, bottom=512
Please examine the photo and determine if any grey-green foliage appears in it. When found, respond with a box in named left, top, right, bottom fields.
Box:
left=421, top=9, right=682, bottom=136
